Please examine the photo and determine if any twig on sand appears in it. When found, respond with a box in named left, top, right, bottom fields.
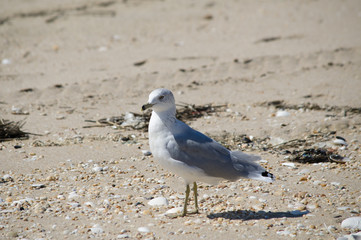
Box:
left=0, top=119, right=29, bottom=141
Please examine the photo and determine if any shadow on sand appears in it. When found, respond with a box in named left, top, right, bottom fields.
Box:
left=207, top=209, right=309, bottom=220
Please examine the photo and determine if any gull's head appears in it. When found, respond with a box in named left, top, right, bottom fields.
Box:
left=142, top=88, right=176, bottom=113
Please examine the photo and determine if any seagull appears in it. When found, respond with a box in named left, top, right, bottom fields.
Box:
left=142, top=88, right=274, bottom=216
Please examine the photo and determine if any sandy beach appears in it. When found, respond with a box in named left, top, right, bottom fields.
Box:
left=1, top=0, right=361, bottom=239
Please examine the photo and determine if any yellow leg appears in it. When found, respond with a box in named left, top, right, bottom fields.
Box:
left=182, top=184, right=190, bottom=217
left=193, top=182, right=199, bottom=213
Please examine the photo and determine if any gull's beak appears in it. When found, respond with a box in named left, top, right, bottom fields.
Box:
left=141, top=103, right=154, bottom=111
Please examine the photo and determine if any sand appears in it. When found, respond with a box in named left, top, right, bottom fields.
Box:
left=1, top=0, right=361, bottom=239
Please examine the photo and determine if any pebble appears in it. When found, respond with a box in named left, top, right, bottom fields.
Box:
left=276, top=110, right=290, bottom=117
left=6, top=231, right=18, bottom=238
left=2, top=174, right=13, bottom=181
left=56, top=115, right=66, bottom=120
left=202, top=194, right=210, bottom=199
left=341, top=217, right=361, bottom=230
left=297, top=223, right=306, bottom=229
left=31, top=184, right=46, bottom=189
left=112, top=34, right=121, bottom=40
left=46, top=175, right=57, bottom=181
left=276, top=230, right=291, bottom=236
left=23, top=156, right=37, bottom=162
left=117, top=234, right=130, bottom=238
left=337, top=232, right=361, bottom=240
left=337, top=206, right=351, bottom=211
left=137, top=227, right=150, bottom=233
left=307, top=204, right=319, bottom=210
left=252, top=204, right=264, bottom=211
left=141, top=150, right=152, bottom=156
left=297, top=169, right=310, bottom=175
left=269, top=137, right=285, bottom=146
left=90, top=224, right=104, bottom=234
left=2, top=58, right=11, bottom=65
left=299, top=176, right=308, bottom=181
left=294, top=191, right=308, bottom=199
left=313, top=180, right=322, bottom=185
left=165, top=207, right=183, bottom=216
left=295, top=203, right=307, bottom=211
left=282, top=162, right=296, bottom=168
left=148, top=197, right=168, bottom=206
left=98, top=46, right=108, bottom=52
left=92, top=165, right=103, bottom=172
left=327, top=225, right=337, bottom=232
left=57, top=194, right=66, bottom=200
left=68, top=202, right=80, bottom=208
left=84, top=202, right=95, bottom=208
left=68, top=192, right=79, bottom=200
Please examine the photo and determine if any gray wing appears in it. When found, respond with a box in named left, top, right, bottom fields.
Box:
left=167, top=121, right=265, bottom=181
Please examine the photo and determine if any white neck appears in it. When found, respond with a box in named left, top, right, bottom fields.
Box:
left=154, top=109, right=176, bottom=126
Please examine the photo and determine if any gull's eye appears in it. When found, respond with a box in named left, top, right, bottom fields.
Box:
left=159, top=95, right=164, bottom=100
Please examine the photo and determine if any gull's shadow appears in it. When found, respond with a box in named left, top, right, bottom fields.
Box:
left=207, top=209, right=309, bottom=221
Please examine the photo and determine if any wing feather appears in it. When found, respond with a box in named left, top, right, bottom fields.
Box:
left=167, top=122, right=243, bottom=181
left=166, top=120, right=270, bottom=182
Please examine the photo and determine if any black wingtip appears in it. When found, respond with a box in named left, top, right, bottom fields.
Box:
left=262, top=171, right=274, bottom=180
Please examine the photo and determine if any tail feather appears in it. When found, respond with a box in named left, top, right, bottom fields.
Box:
left=230, top=151, right=275, bottom=182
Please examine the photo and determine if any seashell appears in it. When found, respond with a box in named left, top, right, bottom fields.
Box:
left=333, top=137, right=347, bottom=146
left=333, top=139, right=346, bottom=145
left=329, top=154, right=346, bottom=163
left=148, top=197, right=168, bottom=206
left=137, top=227, right=150, bottom=233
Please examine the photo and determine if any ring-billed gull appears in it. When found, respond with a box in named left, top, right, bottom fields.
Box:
left=142, top=88, right=274, bottom=216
